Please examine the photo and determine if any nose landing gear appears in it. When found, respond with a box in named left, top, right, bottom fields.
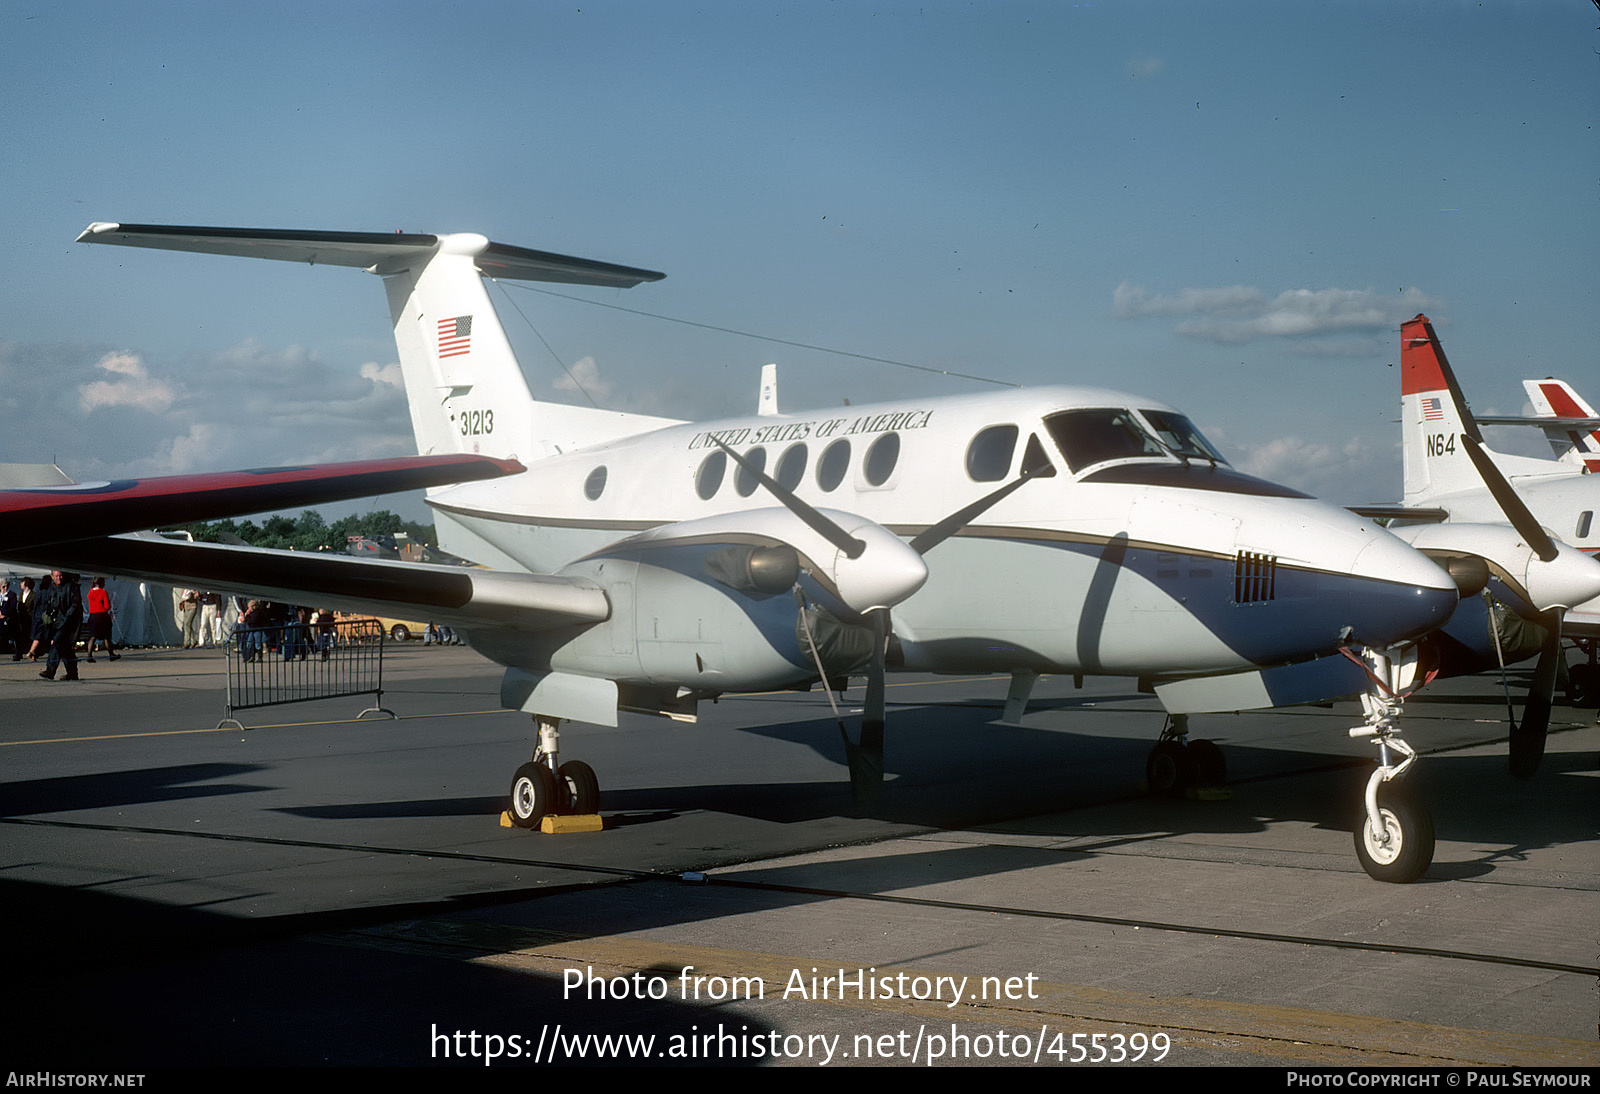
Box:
left=1348, top=646, right=1434, bottom=883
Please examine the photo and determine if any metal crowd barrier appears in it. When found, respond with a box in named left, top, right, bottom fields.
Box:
left=219, top=618, right=393, bottom=730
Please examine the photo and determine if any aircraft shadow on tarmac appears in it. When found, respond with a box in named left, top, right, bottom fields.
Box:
left=248, top=696, right=1598, bottom=883
left=0, top=762, right=268, bottom=816
left=4, top=876, right=770, bottom=1068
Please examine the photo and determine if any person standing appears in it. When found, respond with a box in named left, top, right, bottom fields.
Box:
left=0, top=579, right=15, bottom=658
left=38, top=570, right=84, bottom=681
left=198, top=590, right=224, bottom=647
left=25, top=574, right=50, bottom=661
left=177, top=588, right=200, bottom=648
left=84, top=576, right=120, bottom=663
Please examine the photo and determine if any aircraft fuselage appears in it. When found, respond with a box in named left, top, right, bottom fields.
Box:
left=430, top=384, right=1457, bottom=686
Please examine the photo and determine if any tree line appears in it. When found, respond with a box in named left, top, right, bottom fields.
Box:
left=173, top=509, right=438, bottom=553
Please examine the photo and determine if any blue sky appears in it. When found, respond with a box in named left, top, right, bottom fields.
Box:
left=3, top=0, right=1595, bottom=517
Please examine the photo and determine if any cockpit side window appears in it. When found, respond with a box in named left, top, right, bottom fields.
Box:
left=1021, top=433, right=1057, bottom=477
left=965, top=425, right=1019, bottom=482
left=1044, top=409, right=1165, bottom=472
left=1140, top=410, right=1229, bottom=465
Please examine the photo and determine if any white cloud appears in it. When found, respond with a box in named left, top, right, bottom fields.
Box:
left=1230, top=432, right=1397, bottom=504
left=551, top=355, right=615, bottom=400
left=1114, top=281, right=1263, bottom=318
left=1125, top=56, right=1165, bottom=77
left=1115, top=282, right=1442, bottom=346
left=5, top=338, right=414, bottom=481
left=359, top=361, right=404, bottom=388
left=77, top=351, right=176, bottom=413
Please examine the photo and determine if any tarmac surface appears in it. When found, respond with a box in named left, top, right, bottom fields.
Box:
left=2, top=641, right=1595, bottom=1069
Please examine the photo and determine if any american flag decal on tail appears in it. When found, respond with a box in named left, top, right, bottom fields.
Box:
left=438, top=316, right=472, bottom=358
left=1421, top=396, right=1444, bottom=422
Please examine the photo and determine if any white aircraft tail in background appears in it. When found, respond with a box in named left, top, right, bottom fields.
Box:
left=1516, top=378, right=1600, bottom=474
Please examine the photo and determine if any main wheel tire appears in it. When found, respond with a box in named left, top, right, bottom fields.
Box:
left=1146, top=740, right=1195, bottom=797
left=555, top=760, right=600, bottom=815
left=390, top=624, right=411, bottom=642
left=1353, top=785, right=1435, bottom=883
left=509, top=762, right=556, bottom=828
left=1188, top=739, right=1227, bottom=787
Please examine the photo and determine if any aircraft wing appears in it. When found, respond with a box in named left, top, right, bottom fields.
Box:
left=0, top=455, right=522, bottom=551
left=9, top=534, right=609, bottom=634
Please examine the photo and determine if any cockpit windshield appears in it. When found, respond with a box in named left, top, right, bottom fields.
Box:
left=1043, top=409, right=1166, bottom=473
left=1139, top=410, right=1229, bottom=465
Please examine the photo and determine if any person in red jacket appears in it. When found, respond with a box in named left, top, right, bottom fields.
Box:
left=84, top=576, right=120, bottom=663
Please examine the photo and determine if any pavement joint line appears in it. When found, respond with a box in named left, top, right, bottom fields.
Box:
left=15, top=810, right=1586, bottom=978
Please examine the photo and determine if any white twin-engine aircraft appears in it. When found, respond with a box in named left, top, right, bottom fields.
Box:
left=1350, top=316, right=1600, bottom=780
left=62, top=223, right=1465, bottom=882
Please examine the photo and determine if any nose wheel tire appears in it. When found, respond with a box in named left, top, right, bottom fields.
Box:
left=509, top=762, right=556, bottom=828
left=555, top=760, right=600, bottom=815
left=1354, top=785, right=1434, bottom=883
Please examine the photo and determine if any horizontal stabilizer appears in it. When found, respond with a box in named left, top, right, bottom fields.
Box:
left=77, top=223, right=665, bottom=288
left=1474, top=414, right=1600, bottom=430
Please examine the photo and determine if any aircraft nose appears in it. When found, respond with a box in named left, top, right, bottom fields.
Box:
left=1346, top=533, right=1459, bottom=646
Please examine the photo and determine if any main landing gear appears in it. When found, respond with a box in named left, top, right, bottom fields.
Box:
left=1347, top=646, right=1433, bottom=884
left=508, top=715, right=601, bottom=828
left=1145, top=714, right=1228, bottom=797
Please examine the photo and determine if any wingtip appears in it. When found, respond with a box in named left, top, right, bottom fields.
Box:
left=78, top=222, right=121, bottom=242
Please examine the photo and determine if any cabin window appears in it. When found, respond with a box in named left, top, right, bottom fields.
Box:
left=1140, top=409, right=1228, bottom=464
left=1578, top=511, right=1594, bottom=540
left=817, top=439, right=851, bottom=492
left=966, top=425, right=1019, bottom=482
left=1045, top=408, right=1165, bottom=472
left=584, top=466, right=607, bottom=500
left=863, top=433, right=900, bottom=487
left=696, top=451, right=727, bottom=500
left=734, top=446, right=767, bottom=497
left=775, top=443, right=808, bottom=491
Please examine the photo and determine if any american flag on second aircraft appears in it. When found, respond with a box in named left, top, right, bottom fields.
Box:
left=438, top=316, right=472, bottom=358
left=1421, top=396, right=1444, bottom=421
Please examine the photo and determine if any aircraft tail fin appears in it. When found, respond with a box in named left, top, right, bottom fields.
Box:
left=1400, top=313, right=1487, bottom=503
left=77, top=223, right=681, bottom=464
left=1522, top=378, right=1600, bottom=473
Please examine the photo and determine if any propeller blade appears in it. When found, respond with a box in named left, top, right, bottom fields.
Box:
left=1460, top=434, right=1559, bottom=563
left=909, top=466, right=1041, bottom=555
left=714, top=440, right=864, bottom=559
left=1509, top=610, right=1562, bottom=779
left=841, top=609, right=889, bottom=800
